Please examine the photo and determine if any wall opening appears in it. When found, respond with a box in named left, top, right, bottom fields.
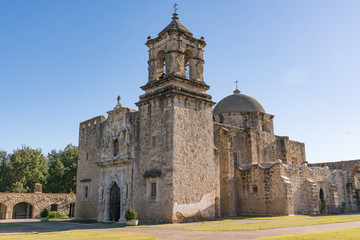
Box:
left=113, top=139, right=119, bottom=157
left=151, top=182, right=157, bottom=198
left=184, top=49, right=193, bottom=79
left=250, top=185, right=258, bottom=194
left=69, top=203, right=75, bottom=218
left=320, top=188, right=324, bottom=201
left=233, top=152, right=238, bottom=167
left=0, top=203, right=6, bottom=219
left=109, top=183, right=121, bottom=222
left=12, top=202, right=33, bottom=219
left=85, top=186, right=89, bottom=198
left=152, top=136, right=156, bottom=147
left=51, top=204, right=58, bottom=212
left=156, top=50, right=166, bottom=80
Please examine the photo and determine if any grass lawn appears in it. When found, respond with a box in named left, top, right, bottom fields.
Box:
left=256, top=227, right=360, bottom=240
left=225, top=215, right=309, bottom=220
left=186, top=215, right=360, bottom=231
left=0, top=230, right=156, bottom=240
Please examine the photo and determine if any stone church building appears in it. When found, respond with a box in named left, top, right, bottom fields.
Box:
left=75, top=13, right=359, bottom=222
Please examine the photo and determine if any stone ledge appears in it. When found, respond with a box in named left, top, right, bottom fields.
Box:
left=96, top=157, right=133, bottom=167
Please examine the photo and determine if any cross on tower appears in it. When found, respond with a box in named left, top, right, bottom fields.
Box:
left=173, top=3, right=178, bottom=13
left=235, top=80, right=239, bottom=90
left=117, top=95, right=121, bottom=105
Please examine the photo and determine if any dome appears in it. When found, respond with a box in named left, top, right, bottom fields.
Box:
left=213, top=89, right=265, bottom=115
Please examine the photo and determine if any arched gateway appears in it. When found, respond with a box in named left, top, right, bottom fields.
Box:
left=13, top=202, right=33, bottom=219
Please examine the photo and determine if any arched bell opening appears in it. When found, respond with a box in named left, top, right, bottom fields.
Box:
left=12, top=202, right=33, bottom=219
left=156, top=50, right=166, bottom=80
left=184, top=49, right=194, bottom=80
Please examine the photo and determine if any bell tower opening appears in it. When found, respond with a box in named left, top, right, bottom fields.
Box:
left=156, top=50, right=166, bottom=80
left=184, top=49, right=193, bottom=80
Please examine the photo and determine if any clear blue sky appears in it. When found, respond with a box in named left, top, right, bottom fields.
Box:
left=1, top=0, right=359, bottom=163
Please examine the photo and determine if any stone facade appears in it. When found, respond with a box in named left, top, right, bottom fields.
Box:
left=0, top=192, right=75, bottom=219
left=75, top=13, right=357, bottom=223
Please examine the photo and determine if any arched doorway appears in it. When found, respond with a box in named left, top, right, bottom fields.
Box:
left=13, top=202, right=32, bottom=219
left=0, top=203, right=6, bottom=219
left=320, top=188, right=324, bottom=201
left=319, top=188, right=326, bottom=213
left=109, top=183, right=121, bottom=222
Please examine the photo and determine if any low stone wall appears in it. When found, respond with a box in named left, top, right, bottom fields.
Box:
left=0, top=193, right=76, bottom=219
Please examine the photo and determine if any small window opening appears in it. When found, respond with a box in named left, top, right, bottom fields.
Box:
left=250, top=185, right=258, bottom=193
left=113, top=139, right=119, bottom=157
left=51, top=204, right=58, bottom=211
left=88, top=122, right=91, bottom=127
left=233, top=152, right=238, bottom=167
left=219, top=114, right=224, bottom=123
left=94, top=119, right=97, bottom=125
left=151, top=183, right=157, bottom=198
left=86, top=152, right=88, bottom=161
left=85, top=186, right=89, bottom=198
left=152, top=136, right=156, bottom=147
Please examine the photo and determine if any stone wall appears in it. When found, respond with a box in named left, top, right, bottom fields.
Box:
left=75, top=115, right=106, bottom=219
left=237, top=163, right=288, bottom=215
left=214, top=112, right=274, bottom=134
left=134, top=97, right=175, bottom=222
left=172, top=96, right=216, bottom=222
left=236, top=162, right=348, bottom=216
left=0, top=193, right=75, bottom=219
left=309, top=159, right=360, bottom=211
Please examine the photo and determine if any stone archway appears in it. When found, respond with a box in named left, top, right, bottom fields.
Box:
left=109, top=183, right=121, bottom=222
left=0, top=203, right=6, bottom=219
left=13, top=202, right=33, bottom=219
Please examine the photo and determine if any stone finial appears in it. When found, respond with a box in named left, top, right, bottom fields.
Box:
left=114, top=95, right=122, bottom=109
left=172, top=12, right=179, bottom=20
left=147, top=36, right=151, bottom=40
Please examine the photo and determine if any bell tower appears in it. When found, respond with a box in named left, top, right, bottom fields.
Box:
left=146, top=13, right=206, bottom=82
left=134, top=12, right=217, bottom=222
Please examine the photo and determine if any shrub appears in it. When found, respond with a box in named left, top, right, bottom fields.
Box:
left=342, top=202, right=347, bottom=209
left=125, top=209, right=137, bottom=221
left=48, top=211, right=67, bottom=218
left=40, top=208, right=48, bottom=218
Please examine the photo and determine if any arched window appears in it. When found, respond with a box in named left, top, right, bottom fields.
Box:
left=184, top=50, right=193, bottom=79
left=156, top=50, right=166, bottom=80
left=113, top=139, right=119, bottom=157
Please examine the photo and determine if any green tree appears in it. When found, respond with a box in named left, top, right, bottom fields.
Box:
left=45, top=144, right=78, bottom=193
left=1, top=146, right=48, bottom=193
left=0, top=150, right=9, bottom=191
